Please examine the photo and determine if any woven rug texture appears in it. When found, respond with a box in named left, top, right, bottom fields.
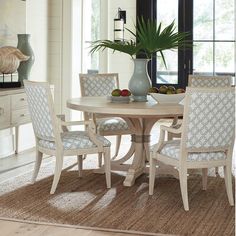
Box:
left=0, top=156, right=234, bottom=236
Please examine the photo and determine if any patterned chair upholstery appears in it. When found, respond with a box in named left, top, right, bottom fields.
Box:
left=24, top=80, right=111, bottom=194
left=149, top=87, right=235, bottom=211
left=169, top=75, right=232, bottom=141
left=188, top=75, right=232, bottom=87
left=79, top=73, right=133, bottom=160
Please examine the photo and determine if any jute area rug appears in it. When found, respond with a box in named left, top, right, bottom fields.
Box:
left=0, top=156, right=234, bottom=236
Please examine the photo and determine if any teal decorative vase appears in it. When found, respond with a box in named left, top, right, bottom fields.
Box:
left=17, top=34, right=35, bottom=85
left=128, top=58, right=151, bottom=102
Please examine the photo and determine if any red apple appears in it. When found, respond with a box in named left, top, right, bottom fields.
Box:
left=120, top=89, right=131, bottom=96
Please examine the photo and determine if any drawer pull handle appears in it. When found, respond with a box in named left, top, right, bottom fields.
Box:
left=20, top=98, right=25, bottom=101
left=20, top=114, right=25, bottom=117
left=0, top=107, right=4, bottom=116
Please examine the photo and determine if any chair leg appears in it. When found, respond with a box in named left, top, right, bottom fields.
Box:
left=149, top=154, right=157, bottom=195
left=104, top=148, right=111, bottom=188
left=224, top=165, right=234, bottom=206
left=179, top=168, right=189, bottom=211
left=31, top=150, right=43, bottom=183
left=50, top=154, right=63, bottom=194
left=77, top=155, right=83, bottom=177
left=112, top=135, right=122, bottom=160
left=98, top=152, right=103, bottom=167
left=202, top=168, right=208, bottom=190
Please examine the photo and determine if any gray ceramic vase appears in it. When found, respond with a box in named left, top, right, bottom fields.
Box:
left=17, top=34, right=35, bottom=85
left=128, top=58, right=151, bottom=102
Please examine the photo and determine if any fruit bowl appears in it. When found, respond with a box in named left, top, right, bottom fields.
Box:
left=107, top=96, right=130, bottom=103
left=150, top=93, right=185, bottom=104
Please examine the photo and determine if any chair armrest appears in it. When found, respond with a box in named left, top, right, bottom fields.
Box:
left=56, top=114, right=91, bottom=132
left=170, top=116, right=182, bottom=127
left=151, top=124, right=182, bottom=154
left=160, top=124, right=182, bottom=134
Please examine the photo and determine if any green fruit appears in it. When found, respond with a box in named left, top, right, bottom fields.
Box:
left=176, top=88, right=185, bottom=94
left=148, top=87, right=159, bottom=93
left=166, top=90, right=174, bottom=94
left=159, top=85, right=168, bottom=94
left=167, top=86, right=176, bottom=91
left=111, top=89, right=121, bottom=96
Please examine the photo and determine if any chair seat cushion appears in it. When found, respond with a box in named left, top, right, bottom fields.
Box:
left=96, top=117, right=129, bottom=132
left=38, top=131, right=111, bottom=150
left=159, top=140, right=226, bottom=161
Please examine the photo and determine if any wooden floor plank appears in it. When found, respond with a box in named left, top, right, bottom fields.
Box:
left=0, top=220, right=158, bottom=236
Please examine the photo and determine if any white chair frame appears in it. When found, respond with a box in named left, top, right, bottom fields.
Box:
left=149, top=87, right=235, bottom=211
left=79, top=73, right=133, bottom=162
left=24, top=80, right=111, bottom=194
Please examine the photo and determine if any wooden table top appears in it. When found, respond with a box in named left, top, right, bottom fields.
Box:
left=67, top=96, right=184, bottom=118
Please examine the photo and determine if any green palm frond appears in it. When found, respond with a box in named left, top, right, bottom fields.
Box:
left=90, top=17, right=190, bottom=65
left=136, top=17, right=190, bottom=58
left=90, top=40, right=141, bottom=58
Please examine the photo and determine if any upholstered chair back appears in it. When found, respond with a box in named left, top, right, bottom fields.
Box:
left=188, top=75, right=232, bottom=87
left=181, top=87, right=235, bottom=150
left=79, top=73, right=119, bottom=97
left=24, top=80, right=56, bottom=141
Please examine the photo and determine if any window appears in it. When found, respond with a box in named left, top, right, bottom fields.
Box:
left=71, top=0, right=101, bottom=121
left=82, top=0, right=100, bottom=73
left=137, top=0, right=236, bottom=88
left=193, top=0, right=235, bottom=78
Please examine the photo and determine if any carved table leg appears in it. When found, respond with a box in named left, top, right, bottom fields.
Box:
left=123, top=118, right=158, bottom=186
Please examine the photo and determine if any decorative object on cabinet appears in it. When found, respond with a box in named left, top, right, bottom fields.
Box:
left=0, top=46, right=29, bottom=88
left=17, top=34, right=35, bottom=85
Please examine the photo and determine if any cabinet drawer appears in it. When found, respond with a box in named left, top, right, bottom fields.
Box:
left=0, top=96, right=11, bottom=129
left=11, top=108, right=31, bottom=126
left=11, top=93, right=28, bottom=110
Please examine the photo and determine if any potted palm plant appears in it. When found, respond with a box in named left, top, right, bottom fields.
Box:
left=90, top=18, right=189, bottom=102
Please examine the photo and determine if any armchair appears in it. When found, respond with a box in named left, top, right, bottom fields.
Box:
left=149, top=87, right=235, bottom=211
left=24, top=80, right=111, bottom=194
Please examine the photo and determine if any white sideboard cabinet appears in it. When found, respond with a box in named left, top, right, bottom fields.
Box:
left=0, top=88, right=31, bottom=154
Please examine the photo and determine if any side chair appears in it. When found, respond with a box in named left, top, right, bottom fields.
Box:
left=149, top=87, right=235, bottom=211
left=24, top=80, right=111, bottom=194
left=79, top=73, right=134, bottom=163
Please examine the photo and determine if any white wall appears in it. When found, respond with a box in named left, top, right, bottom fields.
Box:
left=26, top=0, right=48, bottom=83
left=48, top=0, right=63, bottom=115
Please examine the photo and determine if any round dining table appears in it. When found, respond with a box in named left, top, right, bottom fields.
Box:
left=67, top=96, right=184, bottom=186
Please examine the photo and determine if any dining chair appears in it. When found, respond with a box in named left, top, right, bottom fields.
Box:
left=149, top=87, right=235, bottom=211
left=24, top=80, right=111, bottom=194
left=168, top=75, right=232, bottom=142
left=79, top=73, right=133, bottom=163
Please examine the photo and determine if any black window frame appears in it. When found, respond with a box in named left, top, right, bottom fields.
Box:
left=136, top=0, right=235, bottom=88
